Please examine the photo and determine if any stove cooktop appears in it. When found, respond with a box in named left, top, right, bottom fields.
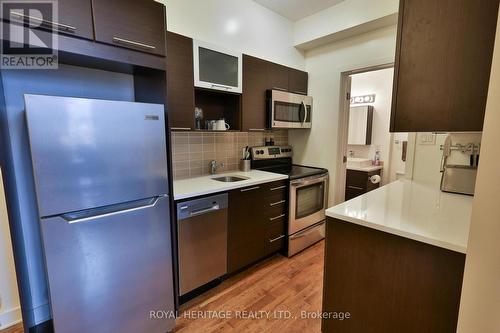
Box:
left=260, top=165, right=328, bottom=180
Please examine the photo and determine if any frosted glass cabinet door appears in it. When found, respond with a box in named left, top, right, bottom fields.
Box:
left=348, top=106, right=373, bottom=145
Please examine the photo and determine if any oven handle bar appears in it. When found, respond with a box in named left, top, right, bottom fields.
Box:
left=290, top=173, right=328, bottom=187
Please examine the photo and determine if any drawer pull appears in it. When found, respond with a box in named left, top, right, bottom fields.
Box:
left=113, top=37, right=156, bottom=50
left=269, top=235, right=285, bottom=243
left=270, top=214, right=285, bottom=221
left=270, top=185, right=286, bottom=191
left=171, top=127, right=192, bottom=131
left=241, top=186, right=260, bottom=192
left=347, top=185, right=364, bottom=190
left=10, top=11, right=76, bottom=32
left=270, top=200, right=286, bottom=207
left=248, top=129, right=266, bottom=131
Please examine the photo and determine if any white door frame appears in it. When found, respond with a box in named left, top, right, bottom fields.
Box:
left=334, top=62, right=395, bottom=204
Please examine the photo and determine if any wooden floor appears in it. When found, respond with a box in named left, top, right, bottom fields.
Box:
left=1, top=241, right=324, bottom=333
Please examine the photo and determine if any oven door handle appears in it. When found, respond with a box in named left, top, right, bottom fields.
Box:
left=290, top=174, right=328, bottom=187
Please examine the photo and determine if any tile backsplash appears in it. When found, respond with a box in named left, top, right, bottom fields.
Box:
left=172, top=130, right=288, bottom=179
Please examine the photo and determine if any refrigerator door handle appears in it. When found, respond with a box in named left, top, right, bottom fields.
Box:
left=59, top=196, right=164, bottom=224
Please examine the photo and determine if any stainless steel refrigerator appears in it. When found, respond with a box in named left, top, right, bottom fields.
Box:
left=24, top=94, right=175, bottom=333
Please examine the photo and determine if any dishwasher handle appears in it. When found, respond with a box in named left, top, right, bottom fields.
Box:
left=189, top=204, right=220, bottom=217
left=177, top=193, right=228, bottom=221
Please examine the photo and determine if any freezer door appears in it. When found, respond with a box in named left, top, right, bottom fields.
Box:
left=24, top=95, right=169, bottom=217
left=40, top=196, right=175, bottom=333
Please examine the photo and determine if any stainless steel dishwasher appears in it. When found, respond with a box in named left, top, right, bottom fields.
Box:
left=177, top=193, right=228, bottom=296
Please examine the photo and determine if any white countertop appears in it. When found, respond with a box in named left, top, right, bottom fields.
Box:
left=173, top=170, right=288, bottom=200
left=347, top=165, right=384, bottom=172
left=326, top=180, right=473, bottom=253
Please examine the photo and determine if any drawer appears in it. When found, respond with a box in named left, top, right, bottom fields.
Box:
left=288, top=221, right=325, bottom=257
left=264, top=208, right=287, bottom=224
left=266, top=221, right=286, bottom=255
left=345, top=185, right=366, bottom=201
left=346, top=169, right=380, bottom=188
left=261, top=180, right=288, bottom=194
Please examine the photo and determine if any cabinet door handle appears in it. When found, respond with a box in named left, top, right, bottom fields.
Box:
left=270, top=200, right=286, bottom=207
left=270, top=214, right=285, bottom=221
left=171, top=127, right=192, bottom=131
left=270, top=185, right=286, bottom=191
left=347, top=185, right=364, bottom=190
left=211, top=84, right=231, bottom=90
left=269, top=235, right=285, bottom=243
left=113, top=37, right=156, bottom=50
left=248, top=129, right=266, bottom=132
left=241, top=186, right=260, bottom=192
left=10, top=11, right=76, bottom=32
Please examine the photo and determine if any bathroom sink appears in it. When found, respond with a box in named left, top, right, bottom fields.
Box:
left=347, top=158, right=372, bottom=169
left=212, top=176, right=250, bottom=182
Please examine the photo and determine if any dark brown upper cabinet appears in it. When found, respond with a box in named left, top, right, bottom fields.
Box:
left=57, top=0, right=94, bottom=39
left=166, top=32, right=195, bottom=130
left=391, top=0, right=499, bottom=132
left=289, top=68, right=308, bottom=95
left=267, top=62, right=290, bottom=91
left=242, top=55, right=268, bottom=131
left=92, top=0, right=166, bottom=56
left=6, top=0, right=93, bottom=40
left=242, top=56, right=309, bottom=130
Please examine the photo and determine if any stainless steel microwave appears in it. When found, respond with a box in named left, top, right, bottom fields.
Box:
left=268, top=90, right=313, bottom=129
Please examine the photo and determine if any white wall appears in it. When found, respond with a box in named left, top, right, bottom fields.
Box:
left=289, top=25, right=398, bottom=205
left=348, top=67, right=394, bottom=185
left=293, top=0, right=398, bottom=49
left=161, top=0, right=305, bottom=69
left=457, top=10, right=500, bottom=331
left=0, top=170, right=21, bottom=329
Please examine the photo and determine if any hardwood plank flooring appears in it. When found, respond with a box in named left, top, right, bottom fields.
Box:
left=0, top=241, right=324, bottom=333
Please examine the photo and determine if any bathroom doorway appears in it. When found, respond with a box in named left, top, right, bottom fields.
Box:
left=334, top=64, right=415, bottom=204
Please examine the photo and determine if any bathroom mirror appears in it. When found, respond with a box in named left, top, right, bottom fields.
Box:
left=348, top=105, right=373, bottom=145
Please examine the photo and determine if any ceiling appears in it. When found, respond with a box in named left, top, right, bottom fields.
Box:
left=253, top=0, right=346, bottom=21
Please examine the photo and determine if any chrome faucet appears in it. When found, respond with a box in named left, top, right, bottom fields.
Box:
left=209, top=160, right=224, bottom=174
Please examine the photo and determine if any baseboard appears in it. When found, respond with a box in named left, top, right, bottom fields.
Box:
left=0, top=307, right=22, bottom=330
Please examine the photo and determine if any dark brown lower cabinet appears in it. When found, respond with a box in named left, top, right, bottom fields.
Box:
left=322, top=218, right=466, bottom=333
left=345, top=169, right=381, bottom=201
left=227, top=180, right=287, bottom=274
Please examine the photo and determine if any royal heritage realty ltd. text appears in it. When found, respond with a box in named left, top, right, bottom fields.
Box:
left=150, top=310, right=351, bottom=321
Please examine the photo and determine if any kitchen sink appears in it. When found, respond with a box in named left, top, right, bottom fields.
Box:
left=212, top=176, right=249, bottom=182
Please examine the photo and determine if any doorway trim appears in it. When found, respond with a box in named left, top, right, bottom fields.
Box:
left=334, top=62, right=395, bottom=204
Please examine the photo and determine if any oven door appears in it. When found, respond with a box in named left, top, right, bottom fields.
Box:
left=270, top=90, right=312, bottom=129
left=289, top=173, right=328, bottom=235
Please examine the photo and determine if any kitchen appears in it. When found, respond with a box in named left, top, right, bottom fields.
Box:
left=0, top=0, right=500, bottom=333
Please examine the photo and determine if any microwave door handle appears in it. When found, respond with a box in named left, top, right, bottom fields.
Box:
left=302, top=101, right=308, bottom=127
left=298, top=102, right=305, bottom=125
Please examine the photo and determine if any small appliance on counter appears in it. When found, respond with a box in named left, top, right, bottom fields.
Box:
left=251, top=145, right=328, bottom=256
left=204, top=118, right=230, bottom=131
left=440, top=135, right=480, bottom=196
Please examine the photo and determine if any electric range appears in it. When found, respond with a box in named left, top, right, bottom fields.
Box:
left=250, top=145, right=328, bottom=257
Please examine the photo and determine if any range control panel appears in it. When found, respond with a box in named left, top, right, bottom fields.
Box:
left=250, top=146, right=293, bottom=160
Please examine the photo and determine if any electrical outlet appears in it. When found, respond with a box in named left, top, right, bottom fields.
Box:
left=419, top=133, right=436, bottom=145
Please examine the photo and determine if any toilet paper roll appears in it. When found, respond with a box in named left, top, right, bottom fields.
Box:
left=369, top=175, right=381, bottom=184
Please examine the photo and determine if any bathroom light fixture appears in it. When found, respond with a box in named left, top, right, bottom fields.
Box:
left=350, top=94, right=376, bottom=105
